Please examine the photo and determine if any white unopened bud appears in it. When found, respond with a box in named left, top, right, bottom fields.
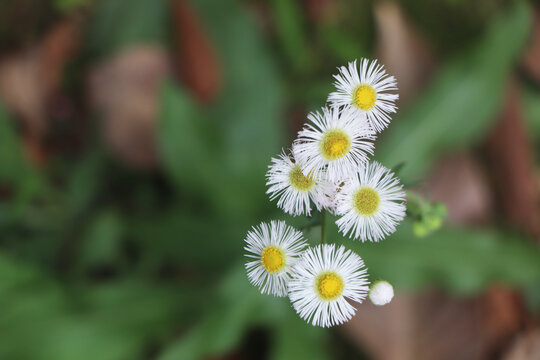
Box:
left=369, top=280, right=394, bottom=306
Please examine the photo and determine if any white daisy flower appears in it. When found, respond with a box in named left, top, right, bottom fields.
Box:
left=288, top=244, right=370, bottom=327
left=266, top=150, right=334, bottom=216
left=293, top=106, right=375, bottom=183
left=335, top=161, right=406, bottom=242
left=369, top=280, right=394, bottom=306
left=328, top=59, right=398, bottom=133
left=244, top=221, right=308, bottom=297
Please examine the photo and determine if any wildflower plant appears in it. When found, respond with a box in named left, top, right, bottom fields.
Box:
left=244, top=59, right=410, bottom=328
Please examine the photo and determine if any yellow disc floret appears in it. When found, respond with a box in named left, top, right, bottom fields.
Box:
left=261, top=246, right=286, bottom=273
left=289, top=165, right=315, bottom=191
left=353, top=84, right=377, bottom=110
left=320, top=129, right=351, bottom=160
left=354, top=187, right=380, bottom=215
left=316, top=272, right=345, bottom=300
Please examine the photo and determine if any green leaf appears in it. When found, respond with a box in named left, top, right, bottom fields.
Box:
left=317, top=26, right=367, bottom=63
left=270, top=0, right=312, bottom=74
left=127, top=206, right=244, bottom=272
left=271, top=311, right=330, bottom=360
left=55, top=0, right=92, bottom=13
left=194, top=0, right=285, bottom=188
left=0, top=102, right=50, bottom=222
left=63, top=148, right=106, bottom=218
left=158, top=0, right=285, bottom=219
left=523, top=84, right=540, bottom=142
left=158, top=266, right=264, bottom=360
left=158, top=81, right=217, bottom=194
left=376, top=2, right=532, bottom=182
left=0, top=253, right=190, bottom=360
left=0, top=102, right=31, bottom=184
left=78, top=210, right=123, bottom=270
left=158, top=81, right=247, bottom=216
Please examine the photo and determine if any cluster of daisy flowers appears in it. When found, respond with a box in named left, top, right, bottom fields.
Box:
left=244, top=59, right=405, bottom=328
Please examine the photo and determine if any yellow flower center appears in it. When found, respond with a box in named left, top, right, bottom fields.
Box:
left=320, top=130, right=351, bottom=160
left=354, top=187, right=380, bottom=215
left=289, top=165, right=315, bottom=191
left=261, top=246, right=286, bottom=273
left=316, top=272, right=345, bottom=300
left=353, top=84, right=377, bottom=110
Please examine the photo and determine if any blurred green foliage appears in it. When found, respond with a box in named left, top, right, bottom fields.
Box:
left=0, top=0, right=540, bottom=359
left=398, top=0, right=512, bottom=53
left=524, top=83, right=540, bottom=146
left=56, top=0, right=92, bottom=14
left=376, top=1, right=531, bottom=182
left=88, top=0, right=168, bottom=58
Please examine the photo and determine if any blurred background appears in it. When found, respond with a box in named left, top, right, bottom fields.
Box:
left=1, top=0, right=540, bottom=359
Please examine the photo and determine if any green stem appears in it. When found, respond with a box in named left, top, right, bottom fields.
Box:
left=320, top=209, right=327, bottom=244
